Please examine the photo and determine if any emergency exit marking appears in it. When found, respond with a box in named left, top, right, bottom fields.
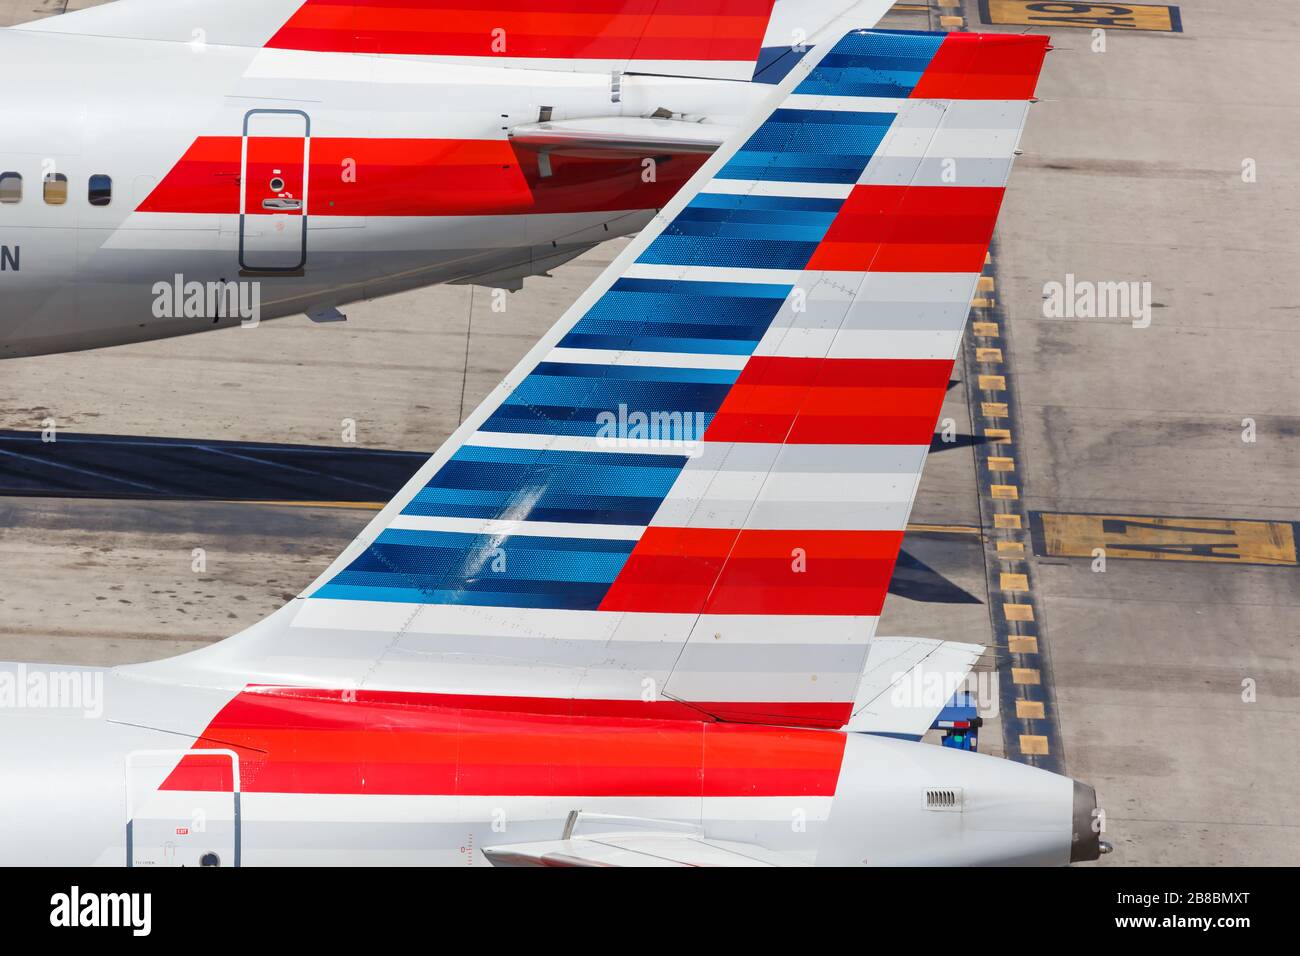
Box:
left=979, top=0, right=1183, bottom=32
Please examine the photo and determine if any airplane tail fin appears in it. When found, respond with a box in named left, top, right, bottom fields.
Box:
left=20, top=0, right=893, bottom=82
left=128, top=26, right=1050, bottom=732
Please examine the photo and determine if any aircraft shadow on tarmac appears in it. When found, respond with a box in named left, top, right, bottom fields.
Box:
left=0, top=429, right=424, bottom=502
left=0, top=430, right=982, bottom=605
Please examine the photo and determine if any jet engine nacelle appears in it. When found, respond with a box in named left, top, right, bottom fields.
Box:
left=822, top=732, right=1104, bottom=866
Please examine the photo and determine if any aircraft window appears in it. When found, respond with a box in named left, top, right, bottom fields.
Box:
left=43, top=173, right=68, bottom=205
left=0, top=172, right=20, bottom=204
left=88, top=174, right=112, bottom=207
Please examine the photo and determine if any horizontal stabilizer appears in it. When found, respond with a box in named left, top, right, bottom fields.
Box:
left=484, top=813, right=800, bottom=866
left=845, top=637, right=983, bottom=738
left=484, top=835, right=792, bottom=867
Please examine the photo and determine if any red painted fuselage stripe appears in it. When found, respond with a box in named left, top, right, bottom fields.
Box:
left=265, top=0, right=778, bottom=58
left=910, top=33, right=1050, bottom=100
left=284, top=8, right=769, bottom=39
left=805, top=184, right=1006, bottom=274
left=224, top=685, right=851, bottom=726
left=302, top=0, right=766, bottom=11
left=269, top=29, right=765, bottom=60
left=160, top=688, right=848, bottom=796
left=598, top=526, right=904, bottom=615
left=703, top=355, right=954, bottom=446
left=136, top=136, right=705, bottom=217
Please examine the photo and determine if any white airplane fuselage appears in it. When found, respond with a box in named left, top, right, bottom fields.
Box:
left=0, top=27, right=762, bottom=357
left=0, top=662, right=1097, bottom=867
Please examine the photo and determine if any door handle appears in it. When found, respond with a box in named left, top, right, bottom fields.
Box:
left=262, top=198, right=302, bottom=211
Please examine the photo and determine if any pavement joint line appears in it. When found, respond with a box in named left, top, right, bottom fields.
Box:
left=961, top=233, right=1066, bottom=775
left=224, top=499, right=386, bottom=510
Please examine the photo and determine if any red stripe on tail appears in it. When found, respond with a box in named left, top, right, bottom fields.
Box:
left=805, top=184, right=1006, bottom=274
left=598, top=526, right=904, bottom=615
left=911, top=33, right=1050, bottom=100
left=703, top=356, right=954, bottom=446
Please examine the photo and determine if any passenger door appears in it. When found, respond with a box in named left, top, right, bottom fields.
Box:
left=240, top=109, right=309, bottom=274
